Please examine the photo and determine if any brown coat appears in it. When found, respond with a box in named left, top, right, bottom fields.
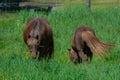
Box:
left=23, top=17, right=54, bottom=60
left=68, top=26, right=114, bottom=64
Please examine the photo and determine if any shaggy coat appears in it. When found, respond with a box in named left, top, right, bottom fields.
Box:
left=68, top=26, right=114, bottom=64
left=23, top=18, right=54, bottom=59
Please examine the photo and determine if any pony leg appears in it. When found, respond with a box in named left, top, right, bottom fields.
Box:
left=75, top=35, right=87, bottom=63
left=78, top=51, right=87, bottom=63
left=47, top=41, right=54, bottom=59
left=38, top=48, right=45, bottom=60
left=87, top=51, right=93, bottom=63
left=77, top=56, right=82, bottom=63
left=84, top=45, right=93, bottom=63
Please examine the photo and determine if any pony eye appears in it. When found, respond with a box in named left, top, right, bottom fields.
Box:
left=28, top=35, right=31, bottom=38
left=36, top=35, right=39, bottom=39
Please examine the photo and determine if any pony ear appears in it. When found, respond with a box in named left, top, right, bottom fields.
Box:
left=72, top=46, right=78, bottom=52
left=67, top=48, right=71, bottom=51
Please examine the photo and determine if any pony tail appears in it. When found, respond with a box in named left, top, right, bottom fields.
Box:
left=81, top=31, right=114, bottom=56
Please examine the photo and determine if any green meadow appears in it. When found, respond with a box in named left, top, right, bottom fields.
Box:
left=0, top=0, right=120, bottom=80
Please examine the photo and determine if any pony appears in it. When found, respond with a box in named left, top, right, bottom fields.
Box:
left=68, top=26, right=114, bottom=64
left=23, top=17, right=54, bottom=60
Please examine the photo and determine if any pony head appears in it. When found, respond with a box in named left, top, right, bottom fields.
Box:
left=27, top=34, right=39, bottom=58
left=68, top=48, right=81, bottom=64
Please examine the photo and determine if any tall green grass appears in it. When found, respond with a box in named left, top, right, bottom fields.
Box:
left=0, top=4, right=120, bottom=80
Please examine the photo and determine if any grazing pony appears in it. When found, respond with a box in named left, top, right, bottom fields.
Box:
left=68, top=26, right=114, bottom=64
left=23, top=17, right=54, bottom=60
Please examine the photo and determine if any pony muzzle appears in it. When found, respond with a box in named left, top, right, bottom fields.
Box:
left=30, top=52, right=37, bottom=58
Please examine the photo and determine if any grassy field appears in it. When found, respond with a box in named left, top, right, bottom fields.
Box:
left=0, top=1, right=120, bottom=80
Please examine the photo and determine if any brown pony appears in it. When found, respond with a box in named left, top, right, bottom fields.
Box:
left=23, top=17, right=54, bottom=60
left=68, top=26, right=114, bottom=64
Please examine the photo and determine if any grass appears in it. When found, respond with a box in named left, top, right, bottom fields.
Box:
left=0, top=1, right=120, bottom=80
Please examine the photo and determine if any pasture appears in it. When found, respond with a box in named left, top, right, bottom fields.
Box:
left=0, top=0, right=120, bottom=80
